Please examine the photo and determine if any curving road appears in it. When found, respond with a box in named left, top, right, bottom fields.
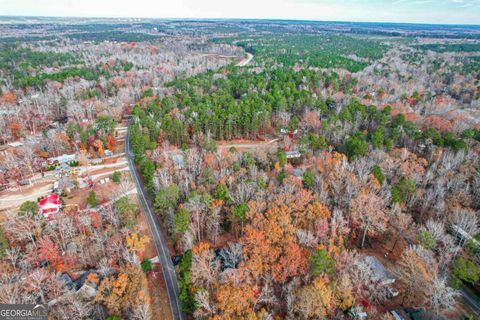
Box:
left=236, top=52, right=253, bottom=67
left=126, top=121, right=184, bottom=320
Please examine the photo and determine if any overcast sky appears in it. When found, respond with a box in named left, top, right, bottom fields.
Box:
left=2, top=0, right=480, bottom=24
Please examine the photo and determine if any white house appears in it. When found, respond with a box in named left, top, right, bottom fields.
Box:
left=48, top=154, right=76, bottom=165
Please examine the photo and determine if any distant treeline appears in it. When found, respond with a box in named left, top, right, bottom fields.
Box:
left=416, top=43, right=480, bottom=53
left=66, top=31, right=161, bottom=42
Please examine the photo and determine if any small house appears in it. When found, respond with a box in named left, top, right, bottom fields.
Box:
left=38, top=193, right=62, bottom=221
left=55, top=162, right=72, bottom=177
left=286, top=150, right=302, bottom=159
left=48, top=153, right=76, bottom=165
left=363, top=256, right=396, bottom=286
left=449, top=224, right=478, bottom=247
left=8, top=141, right=23, bottom=148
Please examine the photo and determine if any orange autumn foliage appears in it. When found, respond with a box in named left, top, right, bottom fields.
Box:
left=90, top=211, right=102, bottom=228
left=106, top=135, right=116, bottom=152
left=204, top=153, right=217, bottom=168
left=211, top=199, right=224, bottom=209
left=274, top=161, right=281, bottom=172
left=125, top=233, right=150, bottom=253
left=423, top=115, right=453, bottom=133
left=36, top=150, right=50, bottom=159
left=9, top=121, right=21, bottom=139
left=56, top=132, right=70, bottom=146
left=303, top=111, right=322, bottom=130
left=86, top=272, right=100, bottom=285
left=294, top=276, right=335, bottom=318
left=271, top=242, right=309, bottom=282
left=216, top=283, right=257, bottom=319
left=1, top=92, right=16, bottom=104
left=315, top=151, right=345, bottom=175
left=192, top=241, right=211, bottom=255
left=242, top=191, right=321, bottom=281
left=112, top=77, right=125, bottom=87
left=37, top=236, right=77, bottom=272
left=94, top=265, right=149, bottom=315
left=93, top=139, right=105, bottom=157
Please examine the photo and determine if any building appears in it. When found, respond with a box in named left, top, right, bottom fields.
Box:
left=0, top=141, right=23, bottom=162
left=8, top=141, right=23, bottom=148
left=48, top=153, right=76, bottom=165
left=38, top=193, right=62, bottom=221
left=362, top=255, right=399, bottom=299
left=363, top=255, right=396, bottom=286
left=449, top=224, right=479, bottom=247
left=55, top=162, right=72, bottom=177
left=286, top=150, right=302, bottom=159
left=53, top=176, right=75, bottom=194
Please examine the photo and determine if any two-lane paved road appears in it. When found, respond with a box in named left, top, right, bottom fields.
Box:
left=124, top=53, right=252, bottom=319
left=126, top=121, right=184, bottom=320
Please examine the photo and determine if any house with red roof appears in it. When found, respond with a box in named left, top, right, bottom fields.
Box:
left=38, top=193, right=62, bottom=221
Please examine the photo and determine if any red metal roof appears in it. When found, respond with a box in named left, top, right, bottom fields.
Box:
left=42, top=207, right=58, bottom=214
left=39, top=193, right=61, bottom=207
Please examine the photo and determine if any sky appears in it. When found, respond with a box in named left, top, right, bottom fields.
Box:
left=1, top=0, right=480, bottom=25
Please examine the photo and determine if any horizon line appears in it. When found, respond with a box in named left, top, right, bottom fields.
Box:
left=1, top=15, right=480, bottom=27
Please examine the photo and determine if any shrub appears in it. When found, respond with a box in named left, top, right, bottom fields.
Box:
left=391, top=177, right=416, bottom=204
left=154, top=184, right=180, bottom=212
left=310, top=249, right=335, bottom=278
left=87, top=190, right=98, bottom=208
left=416, top=230, right=436, bottom=250
left=214, top=183, right=231, bottom=202
left=112, top=171, right=121, bottom=183
left=178, top=250, right=195, bottom=313
left=233, top=203, right=249, bottom=223
left=68, top=160, right=79, bottom=167
left=303, top=170, right=315, bottom=189
left=345, top=133, right=368, bottom=160
left=142, top=88, right=154, bottom=98
left=175, top=208, right=190, bottom=233
left=452, top=257, right=480, bottom=288
left=141, top=259, right=153, bottom=273
left=277, top=170, right=287, bottom=184
left=371, top=165, right=385, bottom=185
left=0, top=227, right=8, bottom=258
left=19, top=201, right=38, bottom=216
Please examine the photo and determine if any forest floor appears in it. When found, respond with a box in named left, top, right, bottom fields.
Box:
left=148, top=266, right=174, bottom=320
left=217, top=137, right=279, bottom=152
